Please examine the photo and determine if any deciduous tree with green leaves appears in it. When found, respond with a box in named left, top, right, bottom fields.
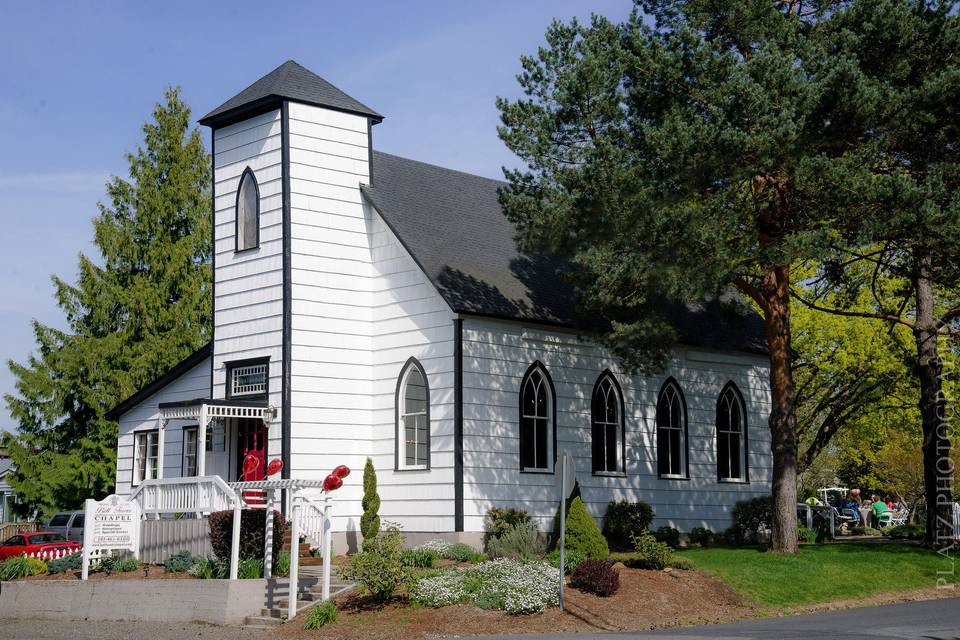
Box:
left=790, top=0, right=959, bottom=546
left=496, top=1, right=881, bottom=552
left=2, top=88, right=211, bottom=515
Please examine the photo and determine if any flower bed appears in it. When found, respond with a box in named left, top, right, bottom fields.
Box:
left=412, top=558, right=560, bottom=615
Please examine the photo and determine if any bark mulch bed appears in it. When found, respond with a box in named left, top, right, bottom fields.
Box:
left=277, top=565, right=755, bottom=639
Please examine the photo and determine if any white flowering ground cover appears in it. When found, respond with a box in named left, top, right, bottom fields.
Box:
left=412, top=558, right=560, bottom=615
left=413, top=539, right=453, bottom=556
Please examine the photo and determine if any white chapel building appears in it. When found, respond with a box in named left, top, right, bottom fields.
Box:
left=108, top=61, right=773, bottom=547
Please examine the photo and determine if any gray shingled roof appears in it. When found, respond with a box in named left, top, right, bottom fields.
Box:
left=0, top=458, right=14, bottom=477
left=199, top=60, right=382, bottom=126
left=362, top=151, right=768, bottom=354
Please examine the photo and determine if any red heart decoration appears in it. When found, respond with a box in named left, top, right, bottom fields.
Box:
left=322, top=474, right=343, bottom=492
left=267, top=459, right=284, bottom=476
left=333, top=465, right=351, bottom=479
left=243, top=454, right=260, bottom=476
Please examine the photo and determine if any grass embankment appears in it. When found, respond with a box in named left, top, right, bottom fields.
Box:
left=676, top=543, right=957, bottom=608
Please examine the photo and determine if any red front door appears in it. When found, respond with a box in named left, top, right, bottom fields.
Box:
left=237, top=418, right=267, bottom=505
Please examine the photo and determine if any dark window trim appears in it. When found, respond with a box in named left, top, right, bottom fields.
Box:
left=591, top=369, right=627, bottom=476
left=225, top=356, right=270, bottom=400
left=716, top=380, right=750, bottom=484
left=453, top=318, right=464, bottom=532
left=234, top=166, right=261, bottom=253
left=395, top=356, right=431, bottom=472
left=181, top=425, right=199, bottom=477
left=518, top=360, right=557, bottom=474
left=656, top=376, right=690, bottom=480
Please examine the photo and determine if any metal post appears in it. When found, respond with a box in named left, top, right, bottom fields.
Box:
left=264, top=488, right=274, bottom=579
left=829, top=507, right=836, bottom=538
left=288, top=493, right=301, bottom=620
left=805, top=505, right=813, bottom=530
left=559, top=487, right=566, bottom=611
left=230, top=497, right=241, bottom=580
left=322, top=496, right=332, bottom=601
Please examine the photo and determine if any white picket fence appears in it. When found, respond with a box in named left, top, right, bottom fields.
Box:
left=23, top=548, right=82, bottom=561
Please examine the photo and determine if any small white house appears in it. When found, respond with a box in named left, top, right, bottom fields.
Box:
left=108, top=61, right=773, bottom=549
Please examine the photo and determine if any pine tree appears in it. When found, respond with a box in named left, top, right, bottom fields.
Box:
left=496, top=1, right=887, bottom=552
left=558, top=496, right=609, bottom=560
left=3, top=87, right=211, bottom=515
left=360, top=457, right=381, bottom=542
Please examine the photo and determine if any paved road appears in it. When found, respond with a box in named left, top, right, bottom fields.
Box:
left=2, top=597, right=958, bottom=639
left=494, top=598, right=960, bottom=640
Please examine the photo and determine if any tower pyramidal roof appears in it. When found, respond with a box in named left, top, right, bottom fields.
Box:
left=199, top=60, right=382, bottom=127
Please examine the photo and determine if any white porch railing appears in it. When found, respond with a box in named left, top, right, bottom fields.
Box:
left=301, top=494, right=328, bottom=552
left=130, top=476, right=241, bottom=517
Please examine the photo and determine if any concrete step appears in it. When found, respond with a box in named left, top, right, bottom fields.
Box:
left=243, top=615, right=283, bottom=628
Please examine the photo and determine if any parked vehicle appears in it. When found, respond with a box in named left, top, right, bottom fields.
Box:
left=46, top=511, right=85, bottom=542
left=0, top=531, right=81, bottom=560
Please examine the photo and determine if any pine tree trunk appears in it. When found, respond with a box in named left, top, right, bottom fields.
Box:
left=912, top=253, right=954, bottom=548
left=763, top=264, right=799, bottom=553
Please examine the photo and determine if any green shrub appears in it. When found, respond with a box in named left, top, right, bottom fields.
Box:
left=546, top=548, right=586, bottom=575
left=731, top=497, right=773, bottom=544
left=850, top=526, right=882, bottom=536
left=361, top=457, right=381, bottom=542
left=569, top=559, right=620, bottom=597
left=47, top=552, right=82, bottom=575
left=668, top=556, right=694, bottom=570
left=238, top=557, right=264, bottom=579
left=797, top=526, right=819, bottom=544
left=887, top=524, right=926, bottom=540
left=100, top=555, right=138, bottom=573
left=483, top=507, right=531, bottom=547
left=164, top=550, right=196, bottom=573
left=339, top=526, right=410, bottom=601
left=401, top=548, right=437, bottom=568
left=630, top=530, right=672, bottom=569
left=0, top=556, right=45, bottom=580
left=445, top=543, right=476, bottom=562
left=188, top=556, right=225, bottom=579
left=304, top=601, right=337, bottom=629
left=274, top=551, right=290, bottom=577
left=558, top=497, right=609, bottom=560
left=688, top=526, right=715, bottom=547
left=654, top=526, right=681, bottom=549
left=486, top=521, right=545, bottom=560
left=602, top=501, right=655, bottom=551
left=208, top=509, right=286, bottom=564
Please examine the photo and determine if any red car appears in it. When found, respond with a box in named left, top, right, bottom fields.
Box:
left=0, top=531, right=81, bottom=560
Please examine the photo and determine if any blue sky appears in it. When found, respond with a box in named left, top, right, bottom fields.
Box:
left=0, top=1, right=632, bottom=430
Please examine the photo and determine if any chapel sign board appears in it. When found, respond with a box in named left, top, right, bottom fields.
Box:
left=81, top=494, right=141, bottom=580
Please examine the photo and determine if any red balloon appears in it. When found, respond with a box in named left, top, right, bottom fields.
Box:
left=243, top=454, right=260, bottom=476
left=267, top=459, right=284, bottom=476
left=333, top=465, right=351, bottom=479
left=322, top=473, right=343, bottom=492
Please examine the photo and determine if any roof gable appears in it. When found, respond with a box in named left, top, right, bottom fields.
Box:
left=199, top=60, right=382, bottom=128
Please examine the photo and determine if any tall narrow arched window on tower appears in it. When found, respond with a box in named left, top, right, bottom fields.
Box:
left=236, top=167, right=259, bottom=251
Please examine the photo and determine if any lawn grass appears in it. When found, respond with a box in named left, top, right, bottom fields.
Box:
left=676, top=543, right=957, bottom=607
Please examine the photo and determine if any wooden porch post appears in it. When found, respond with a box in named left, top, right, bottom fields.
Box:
left=198, top=404, right=208, bottom=477
left=156, top=418, right=166, bottom=480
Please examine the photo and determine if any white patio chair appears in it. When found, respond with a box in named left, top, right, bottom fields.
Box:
left=888, top=509, right=909, bottom=527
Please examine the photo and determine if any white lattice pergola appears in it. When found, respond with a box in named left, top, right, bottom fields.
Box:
left=155, top=400, right=277, bottom=477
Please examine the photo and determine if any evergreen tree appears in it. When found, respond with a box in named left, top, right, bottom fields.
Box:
left=3, top=87, right=211, bottom=515
left=496, top=2, right=876, bottom=552
left=360, top=457, right=381, bottom=542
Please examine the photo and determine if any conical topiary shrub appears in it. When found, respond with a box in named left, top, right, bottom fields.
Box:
left=558, top=496, right=609, bottom=560
left=360, top=457, right=380, bottom=543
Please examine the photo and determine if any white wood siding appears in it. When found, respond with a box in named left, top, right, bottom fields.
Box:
left=460, top=318, right=772, bottom=534
left=286, top=102, right=457, bottom=534
left=114, top=358, right=212, bottom=497
left=213, top=110, right=283, bottom=458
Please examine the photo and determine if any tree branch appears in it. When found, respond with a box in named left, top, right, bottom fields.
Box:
left=790, top=290, right=916, bottom=330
